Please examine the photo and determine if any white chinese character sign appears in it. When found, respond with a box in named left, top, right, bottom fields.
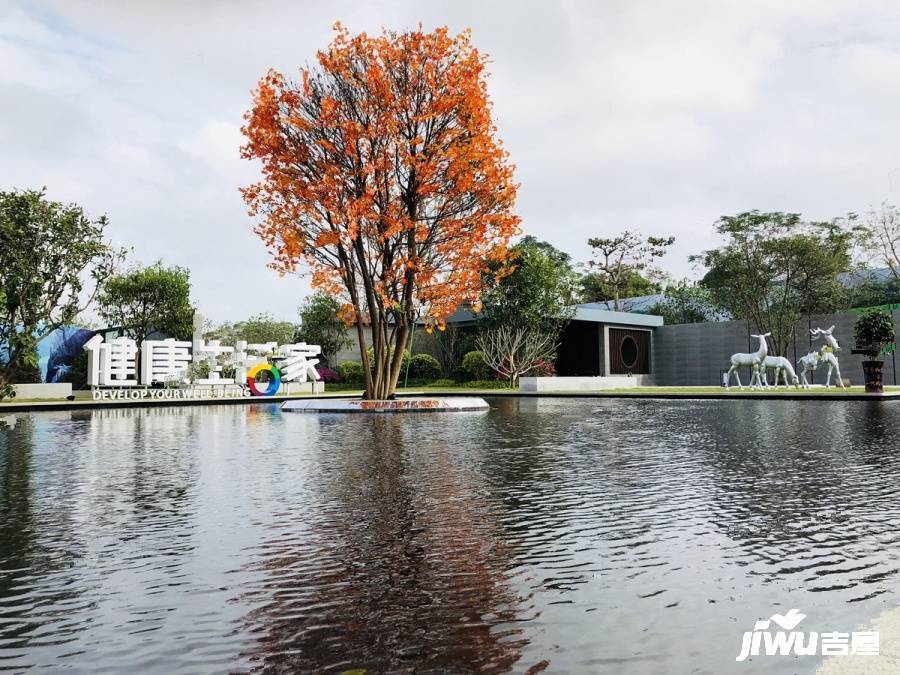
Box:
left=84, top=334, right=322, bottom=397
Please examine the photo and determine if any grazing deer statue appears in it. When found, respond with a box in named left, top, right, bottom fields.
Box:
left=726, top=332, right=771, bottom=389
left=798, top=326, right=846, bottom=388
left=759, top=355, right=800, bottom=388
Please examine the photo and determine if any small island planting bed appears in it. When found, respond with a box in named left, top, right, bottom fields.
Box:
left=282, top=396, right=490, bottom=414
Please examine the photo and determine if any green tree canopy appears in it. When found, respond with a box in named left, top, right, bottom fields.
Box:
left=646, top=280, right=718, bottom=324
left=0, top=188, right=122, bottom=382
left=693, top=211, right=854, bottom=355
left=295, top=293, right=352, bottom=365
left=578, top=269, right=662, bottom=305
left=205, top=313, right=296, bottom=346
left=480, top=237, right=578, bottom=332
left=98, top=262, right=195, bottom=342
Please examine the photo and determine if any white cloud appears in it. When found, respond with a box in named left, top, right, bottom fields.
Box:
left=3, top=0, right=900, bottom=321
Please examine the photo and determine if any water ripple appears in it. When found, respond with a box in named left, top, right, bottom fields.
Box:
left=1, top=399, right=900, bottom=673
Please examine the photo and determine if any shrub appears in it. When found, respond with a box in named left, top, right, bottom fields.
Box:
left=461, top=350, right=492, bottom=381
left=461, top=379, right=512, bottom=389
left=0, top=374, right=15, bottom=402
left=525, top=358, right=556, bottom=377
left=316, top=366, right=343, bottom=383
left=854, top=309, right=895, bottom=351
left=337, top=360, right=364, bottom=383
left=408, top=353, right=441, bottom=380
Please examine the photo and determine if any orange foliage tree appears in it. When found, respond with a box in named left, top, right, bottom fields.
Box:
left=241, top=24, right=520, bottom=399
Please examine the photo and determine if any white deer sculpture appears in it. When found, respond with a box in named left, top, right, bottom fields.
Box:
left=758, top=355, right=800, bottom=388
left=798, top=326, right=846, bottom=388
left=726, top=332, right=771, bottom=389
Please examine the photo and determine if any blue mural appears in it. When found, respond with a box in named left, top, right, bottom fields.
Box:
left=39, top=327, right=95, bottom=383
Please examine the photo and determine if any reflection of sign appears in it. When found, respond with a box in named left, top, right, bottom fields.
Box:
left=246, top=363, right=281, bottom=396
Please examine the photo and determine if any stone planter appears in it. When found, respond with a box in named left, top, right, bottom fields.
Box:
left=862, top=360, right=885, bottom=393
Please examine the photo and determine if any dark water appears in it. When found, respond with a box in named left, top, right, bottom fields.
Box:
left=1, top=398, right=899, bottom=674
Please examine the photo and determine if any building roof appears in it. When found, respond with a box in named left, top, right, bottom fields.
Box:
left=440, top=303, right=663, bottom=328
left=572, top=306, right=664, bottom=327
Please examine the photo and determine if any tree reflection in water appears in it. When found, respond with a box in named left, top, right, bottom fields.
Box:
left=238, top=413, right=539, bottom=673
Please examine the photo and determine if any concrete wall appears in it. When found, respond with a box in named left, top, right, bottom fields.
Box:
left=12, top=383, right=73, bottom=399
left=651, top=310, right=900, bottom=386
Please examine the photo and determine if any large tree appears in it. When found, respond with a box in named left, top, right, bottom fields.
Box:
left=693, top=211, right=853, bottom=356
left=295, top=293, right=352, bottom=364
left=477, top=237, right=577, bottom=385
left=0, top=189, right=121, bottom=382
left=241, top=25, right=519, bottom=399
left=578, top=269, right=662, bottom=306
left=98, top=262, right=194, bottom=342
left=585, top=231, right=674, bottom=310
left=480, top=237, right=577, bottom=332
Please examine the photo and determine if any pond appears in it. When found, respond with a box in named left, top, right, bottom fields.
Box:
left=1, top=398, right=899, bottom=673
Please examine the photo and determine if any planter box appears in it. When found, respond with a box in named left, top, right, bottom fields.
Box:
left=519, top=376, right=652, bottom=392
left=12, top=383, right=73, bottom=400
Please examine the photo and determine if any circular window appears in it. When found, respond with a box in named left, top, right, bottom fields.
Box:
left=620, top=336, right=639, bottom=368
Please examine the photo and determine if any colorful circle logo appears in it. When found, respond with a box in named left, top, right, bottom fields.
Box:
left=246, top=363, right=281, bottom=396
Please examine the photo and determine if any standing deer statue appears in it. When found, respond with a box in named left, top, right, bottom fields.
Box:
left=726, top=332, right=771, bottom=389
left=798, top=325, right=846, bottom=388
left=759, top=355, right=800, bottom=388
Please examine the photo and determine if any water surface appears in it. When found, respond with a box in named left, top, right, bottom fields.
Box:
left=1, top=398, right=899, bottom=673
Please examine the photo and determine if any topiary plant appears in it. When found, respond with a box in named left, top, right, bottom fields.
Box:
left=408, top=353, right=441, bottom=380
left=461, top=350, right=492, bottom=381
left=854, top=309, right=895, bottom=354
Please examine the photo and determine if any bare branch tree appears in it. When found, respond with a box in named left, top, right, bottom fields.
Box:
left=476, top=326, right=557, bottom=388
left=859, top=202, right=900, bottom=281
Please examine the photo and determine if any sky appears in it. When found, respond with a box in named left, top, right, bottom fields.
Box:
left=3, top=1, right=900, bottom=322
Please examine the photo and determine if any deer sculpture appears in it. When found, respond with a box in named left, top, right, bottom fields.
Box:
left=798, top=325, right=846, bottom=388
left=759, top=355, right=800, bottom=388
left=726, top=332, right=771, bottom=389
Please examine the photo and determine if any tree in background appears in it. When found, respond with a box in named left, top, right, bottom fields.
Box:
left=295, top=293, right=352, bottom=365
left=98, top=262, right=194, bottom=342
left=205, top=313, right=296, bottom=346
left=241, top=25, right=519, bottom=399
left=0, top=189, right=122, bottom=382
left=578, top=269, right=662, bottom=305
left=858, top=202, right=900, bottom=282
left=477, top=237, right=577, bottom=385
left=585, top=231, right=675, bottom=310
left=646, top=280, right=718, bottom=324
left=693, top=211, right=853, bottom=356
left=480, top=238, right=577, bottom=331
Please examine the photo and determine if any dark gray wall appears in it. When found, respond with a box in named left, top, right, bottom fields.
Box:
left=651, top=311, right=900, bottom=386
